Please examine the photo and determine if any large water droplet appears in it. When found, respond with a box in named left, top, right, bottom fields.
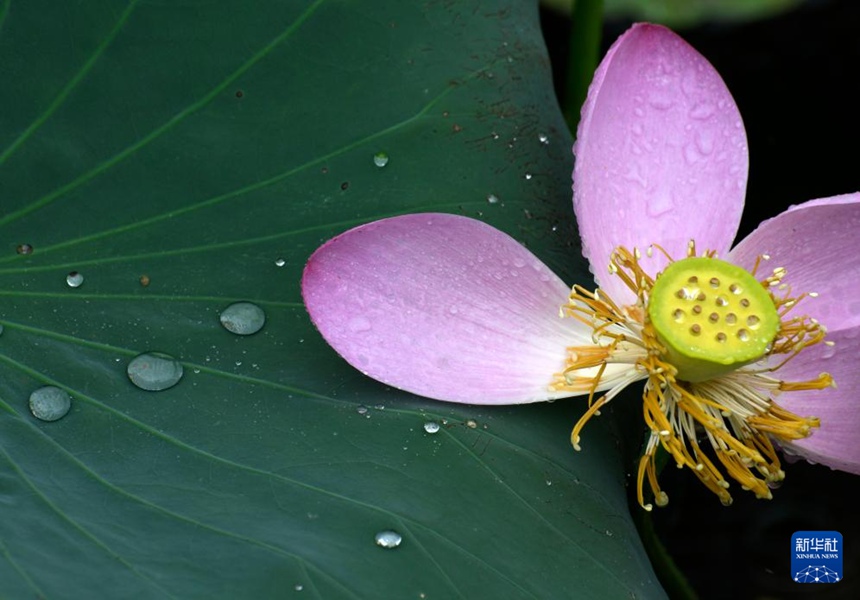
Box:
left=373, top=152, right=389, bottom=167
left=127, top=352, right=184, bottom=391
left=29, top=386, right=72, bottom=422
left=423, top=421, right=440, bottom=434
left=219, top=302, right=266, bottom=335
left=66, top=271, right=84, bottom=288
left=374, top=530, right=402, bottom=549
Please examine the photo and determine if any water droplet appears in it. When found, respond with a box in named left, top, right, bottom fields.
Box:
left=219, top=302, right=266, bottom=335
left=16, top=243, right=33, bottom=255
left=356, top=405, right=369, bottom=415
left=545, top=480, right=553, bottom=486
left=646, top=195, right=674, bottom=217
left=374, top=530, right=402, bottom=549
left=274, top=258, right=286, bottom=267
left=139, top=274, right=151, bottom=287
left=538, top=133, right=549, bottom=145
left=465, top=419, right=477, bottom=429
left=373, top=152, right=389, bottom=167
left=423, top=421, right=440, bottom=434
left=486, top=194, right=499, bottom=204
left=347, top=316, right=372, bottom=333
left=524, top=173, right=532, bottom=180
left=294, top=584, right=304, bottom=592
left=689, top=102, right=715, bottom=120
left=66, top=271, right=84, bottom=288
left=127, top=352, right=184, bottom=391
left=29, top=386, right=71, bottom=422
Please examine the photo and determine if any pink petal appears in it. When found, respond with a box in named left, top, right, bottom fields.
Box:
left=776, top=326, right=860, bottom=474
left=574, top=23, right=748, bottom=304
left=727, top=194, right=860, bottom=332
left=302, top=214, right=591, bottom=404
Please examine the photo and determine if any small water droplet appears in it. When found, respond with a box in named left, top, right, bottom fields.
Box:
left=545, top=480, right=552, bottom=486
left=423, top=421, right=440, bottom=434
left=127, top=352, right=184, bottom=391
left=294, top=585, right=304, bottom=592
left=486, top=194, right=499, bottom=204
left=139, top=274, right=151, bottom=287
left=347, top=316, right=372, bottom=333
left=465, top=419, right=477, bottom=429
left=356, top=405, right=369, bottom=415
left=274, top=258, right=286, bottom=267
left=219, top=302, right=266, bottom=335
left=29, top=386, right=72, bottom=422
left=66, top=271, right=84, bottom=288
left=16, top=243, right=33, bottom=255
left=373, top=152, right=389, bottom=167
left=538, top=133, right=549, bottom=145
left=374, top=530, right=402, bottom=549
left=524, top=173, right=532, bottom=180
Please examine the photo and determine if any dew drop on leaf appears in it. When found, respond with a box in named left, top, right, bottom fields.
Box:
left=16, top=243, right=33, bottom=255
left=66, top=271, right=84, bottom=288
left=274, top=258, right=286, bottom=267
left=29, top=386, right=72, bottom=422
left=219, top=302, right=266, bottom=335
left=374, top=530, right=402, bottom=549
left=373, top=151, right=389, bottom=167
left=423, top=421, right=440, bottom=434
left=127, top=352, right=184, bottom=391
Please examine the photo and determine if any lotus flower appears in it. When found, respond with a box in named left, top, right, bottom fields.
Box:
left=302, top=23, right=860, bottom=509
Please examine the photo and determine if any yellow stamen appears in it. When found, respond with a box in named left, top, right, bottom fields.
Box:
left=553, top=242, right=832, bottom=509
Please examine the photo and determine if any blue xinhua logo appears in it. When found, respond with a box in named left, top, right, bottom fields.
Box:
left=791, top=531, right=843, bottom=583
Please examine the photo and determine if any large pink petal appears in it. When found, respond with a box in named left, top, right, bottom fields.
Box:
left=574, top=23, right=747, bottom=303
left=776, top=326, right=860, bottom=474
left=302, top=214, right=591, bottom=404
left=727, top=194, right=860, bottom=332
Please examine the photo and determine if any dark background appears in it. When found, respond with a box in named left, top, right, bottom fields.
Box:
left=543, top=0, right=860, bottom=598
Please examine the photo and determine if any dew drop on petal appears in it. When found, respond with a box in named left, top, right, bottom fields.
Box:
left=66, top=271, right=84, bottom=288
left=219, top=302, right=266, bottom=335
left=423, top=421, right=440, bottom=434
left=127, top=352, right=184, bottom=391
left=29, top=386, right=72, bottom=422
left=373, top=152, right=389, bottom=167
left=347, top=316, right=372, bottom=333
left=374, top=530, right=402, bottom=549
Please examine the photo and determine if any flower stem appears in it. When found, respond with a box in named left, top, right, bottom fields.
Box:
left=563, top=0, right=603, bottom=133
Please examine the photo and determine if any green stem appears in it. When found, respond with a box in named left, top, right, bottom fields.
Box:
left=564, top=0, right=603, bottom=134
